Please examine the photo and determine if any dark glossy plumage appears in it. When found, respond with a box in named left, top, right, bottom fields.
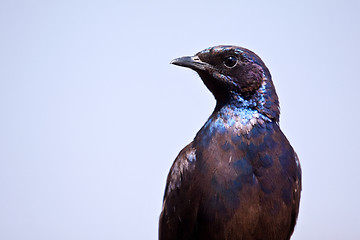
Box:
left=159, top=46, right=301, bottom=240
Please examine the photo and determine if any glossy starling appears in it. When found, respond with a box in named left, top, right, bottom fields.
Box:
left=159, top=45, right=301, bottom=240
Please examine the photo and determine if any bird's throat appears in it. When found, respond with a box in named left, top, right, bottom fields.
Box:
left=203, top=104, right=271, bottom=138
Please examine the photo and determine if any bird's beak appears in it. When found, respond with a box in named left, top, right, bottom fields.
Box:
left=170, top=55, right=209, bottom=71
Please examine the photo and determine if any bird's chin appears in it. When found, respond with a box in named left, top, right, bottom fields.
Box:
left=197, top=71, right=232, bottom=101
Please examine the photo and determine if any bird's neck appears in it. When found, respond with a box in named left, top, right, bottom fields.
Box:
left=198, top=74, right=280, bottom=139
left=194, top=100, right=273, bottom=147
left=213, top=75, right=280, bottom=123
left=204, top=103, right=271, bottom=136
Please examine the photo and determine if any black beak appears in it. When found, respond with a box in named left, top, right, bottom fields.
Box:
left=170, top=56, right=209, bottom=71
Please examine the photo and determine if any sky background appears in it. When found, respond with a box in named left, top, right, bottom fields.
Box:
left=0, top=0, right=359, bottom=239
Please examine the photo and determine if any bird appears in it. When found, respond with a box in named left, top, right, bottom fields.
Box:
left=159, top=45, right=301, bottom=240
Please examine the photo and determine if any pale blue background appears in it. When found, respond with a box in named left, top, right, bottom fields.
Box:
left=1, top=0, right=359, bottom=239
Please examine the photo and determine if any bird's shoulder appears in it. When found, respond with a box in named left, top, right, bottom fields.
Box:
left=160, top=143, right=199, bottom=240
left=163, top=142, right=197, bottom=200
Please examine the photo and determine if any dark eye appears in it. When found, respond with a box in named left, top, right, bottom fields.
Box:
left=224, top=56, right=238, bottom=68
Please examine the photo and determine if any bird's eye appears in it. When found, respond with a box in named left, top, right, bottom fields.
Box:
left=224, top=56, right=238, bottom=68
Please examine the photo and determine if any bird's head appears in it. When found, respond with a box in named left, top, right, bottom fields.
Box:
left=171, top=45, right=280, bottom=121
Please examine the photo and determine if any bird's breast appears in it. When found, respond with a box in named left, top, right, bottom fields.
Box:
left=193, top=113, right=299, bottom=227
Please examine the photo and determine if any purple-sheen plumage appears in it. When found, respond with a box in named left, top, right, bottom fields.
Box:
left=160, top=45, right=301, bottom=240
